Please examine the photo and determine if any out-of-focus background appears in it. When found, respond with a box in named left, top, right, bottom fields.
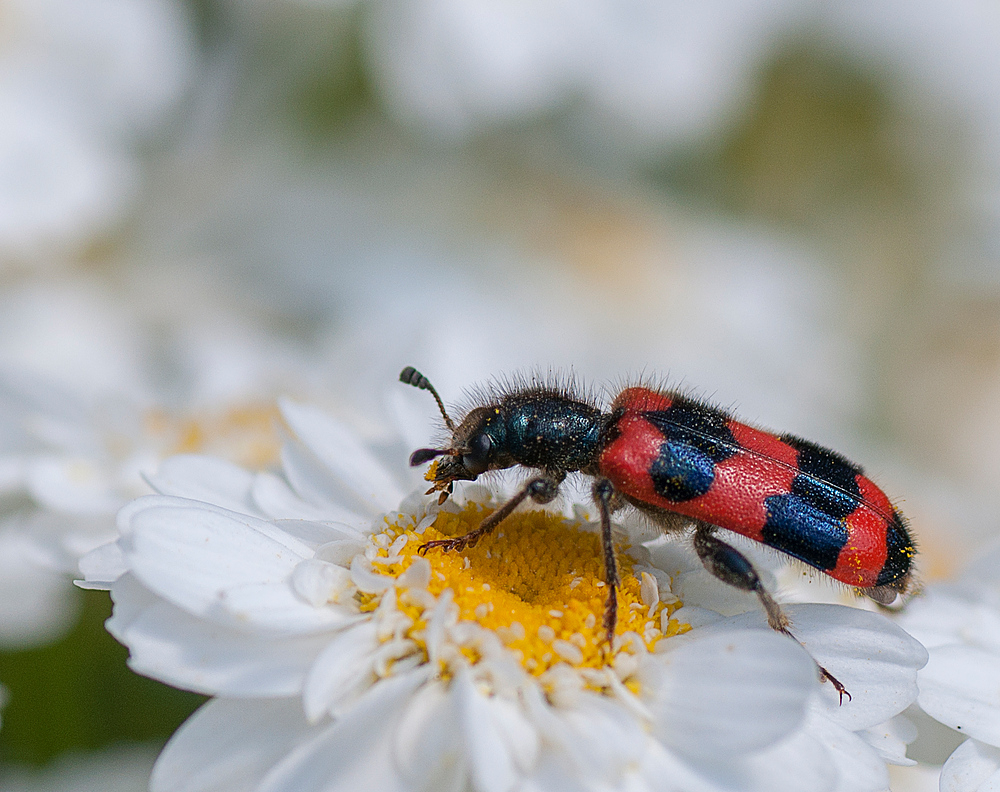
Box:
left=1, top=0, right=998, bottom=788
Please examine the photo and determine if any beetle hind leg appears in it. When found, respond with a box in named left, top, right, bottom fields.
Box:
left=692, top=524, right=851, bottom=704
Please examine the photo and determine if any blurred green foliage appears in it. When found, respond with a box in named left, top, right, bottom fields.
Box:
left=667, top=43, right=926, bottom=231
left=182, top=0, right=376, bottom=144
left=718, top=47, right=914, bottom=223
left=0, top=590, right=204, bottom=767
left=289, top=8, right=374, bottom=136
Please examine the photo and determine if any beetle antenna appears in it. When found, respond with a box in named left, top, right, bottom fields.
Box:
left=400, top=366, right=456, bottom=431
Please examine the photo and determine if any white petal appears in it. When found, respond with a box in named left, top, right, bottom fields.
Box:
left=715, top=603, right=927, bottom=731
left=800, top=712, right=889, bottom=792
left=919, top=644, right=1000, bottom=746
left=145, top=455, right=258, bottom=515
left=941, top=739, right=1000, bottom=792
left=728, top=719, right=835, bottom=792
left=517, top=752, right=593, bottom=792
left=151, top=697, right=320, bottom=792
left=0, top=534, right=78, bottom=647
left=291, top=560, right=353, bottom=607
left=315, top=539, right=368, bottom=567
left=896, top=590, right=975, bottom=650
left=710, top=708, right=888, bottom=792
left=522, top=685, right=646, bottom=787
left=960, top=541, right=1000, bottom=591
left=481, top=694, right=539, bottom=776
left=27, top=455, right=123, bottom=513
left=108, top=575, right=326, bottom=697
left=258, top=668, right=431, bottom=792
left=218, top=581, right=357, bottom=635
left=280, top=400, right=404, bottom=514
left=279, top=439, right=372, bottom=517
left=859, top=715, right=917, bottom=766
left=397, top=556, right=431, bottom=590
left=394, top=679, right=467, bottom=792
left=425, top=588, right=454, bottom=665
left=644, top=629, right=813, bottom=761
left=252, top=471, right=365, bottom=525
left=456, top=668, right=537, bottom=792
left=636, top=740, right=733, bottom=792
left=273, top=520, right=366, bottom=548
left=959, top=606, right=1000, bottom=656
left=122, top=501, right=312, bottom=618
left=673, top=565, right=763, bottom=616
left=669, top=605, right=723, bottom=629
left=350, top=554, right=394, bottom=595
left=76, top=540, right=127, bottom=588
left=302, top=621, right=380, bottom=722
left=116, top=494, right=188, bottom=535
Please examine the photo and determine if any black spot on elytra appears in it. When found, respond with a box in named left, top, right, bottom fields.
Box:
left=876, top=509, right=914, bottom=586
left=781, top=434, right=862, bottom=519
left=644, top=398, right=737, bottom=502
left=762, top=494, right=848, bottom=570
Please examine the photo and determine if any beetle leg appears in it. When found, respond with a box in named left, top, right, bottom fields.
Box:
left=418, top=473, right=563, bottom=555
left=692, top=524, right=851, bottom=704
left=593, top=478, right=620, bottom=649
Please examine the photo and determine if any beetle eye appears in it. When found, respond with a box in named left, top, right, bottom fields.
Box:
left=463, top=433, right=492, bottom=475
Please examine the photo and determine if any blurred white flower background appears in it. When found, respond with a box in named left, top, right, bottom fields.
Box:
left=3, top=0, right=1000, bottom=790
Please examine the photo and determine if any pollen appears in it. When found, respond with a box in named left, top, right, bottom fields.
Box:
left=371, top=503, right=689, bottom=682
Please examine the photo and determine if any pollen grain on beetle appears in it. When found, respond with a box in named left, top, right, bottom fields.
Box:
left=366, top=503, right=689, bottom=681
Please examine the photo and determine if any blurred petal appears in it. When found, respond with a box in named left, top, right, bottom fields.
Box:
left=941, top=739, right=1000, bottom=792
left=258, top=669, right=430, bottom=792
left=152, top=698, right=321, bottom=792
left=302, top=621, right=379, bottom=722
left=394, top=680, right=467, bottom=792
left=646, top=629, right=814, bottom=760
left=280, top=400, right=404, bottom=515
left=859, top=715, right=918, bottom=766
left=145, top=455, right=258, bottom=515
left=713, top=603, right=927, bottom=730
left=919, top=644, right=1000, bottom=746
left=76, top=539, right=127, bottom=588
left=456, top=668, right=538, bottom=792
left=108, top=575, right=327, bottom=696
left=252, top=471, right=365, bottom=526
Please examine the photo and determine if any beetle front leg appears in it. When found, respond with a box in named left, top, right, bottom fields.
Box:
left=692, top=524, right=851, bottom=704
left=418, top=473, right=563, bottom=554
left=593, top=478, right=620, bottom=648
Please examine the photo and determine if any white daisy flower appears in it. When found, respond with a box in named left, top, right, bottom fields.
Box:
left=84, top=398, right=927, bottom=791
left=0, top=0, right=193, bottom=263
left=0, top=367, right=283, bottom=648
left=895, top=538, right=1000, bottom=791
left=0, top=276, right=334, bottom=647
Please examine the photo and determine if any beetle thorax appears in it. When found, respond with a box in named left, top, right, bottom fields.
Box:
left=480, top=393, right=605, bottom=473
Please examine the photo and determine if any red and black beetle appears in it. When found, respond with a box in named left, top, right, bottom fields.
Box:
left=401, top=367, right=916, bottom=700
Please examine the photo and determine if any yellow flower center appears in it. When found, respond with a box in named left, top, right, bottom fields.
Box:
left=369, top=503, right=689, bottom=679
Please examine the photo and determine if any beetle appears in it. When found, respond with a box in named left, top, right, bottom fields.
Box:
left=400, top=366, right=916, bottom=700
